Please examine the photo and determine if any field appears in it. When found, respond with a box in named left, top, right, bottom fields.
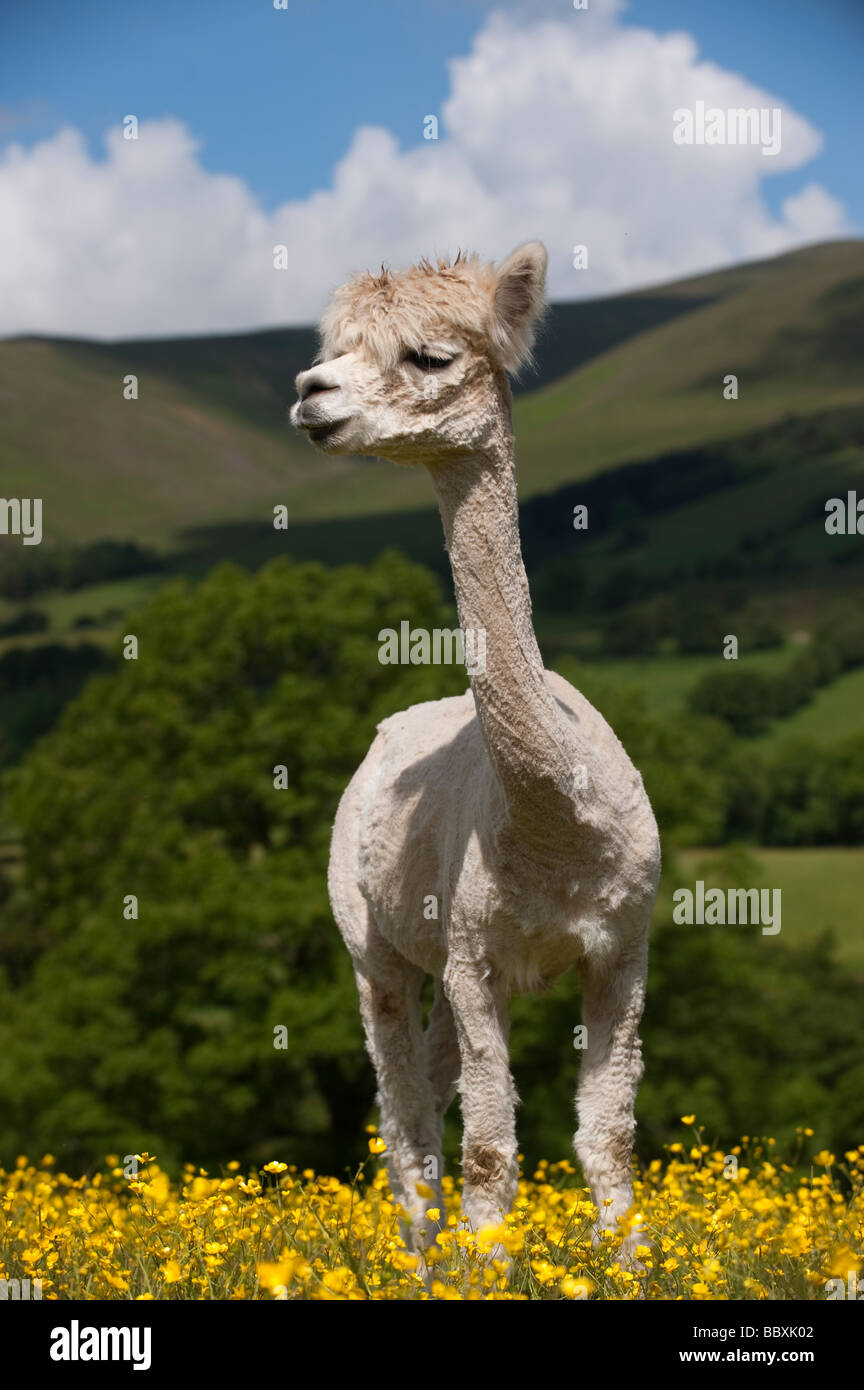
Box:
left=2, top=1135, right=862, bottom=1300
left=757, top=666, right=864, bottom=747
left=1, top=240, right=863, bottom=548
left=676, top=848, right=864, bottom=968
left=552, top=648, right=792, bottom=716
left=2, top=239, right=863, bottom=1264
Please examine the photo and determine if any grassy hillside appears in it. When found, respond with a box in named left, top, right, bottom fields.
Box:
left=756, top=664, right=864, bottom=746
left=2, top=239, right=862, bottom=549
left=2, top=239, right=862, bottom=803
left=677, top=847, right=864, bottom=968
left=513, top=239, right=864, bottom=492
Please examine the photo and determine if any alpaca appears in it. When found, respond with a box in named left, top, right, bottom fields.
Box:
left=290, top=243, right=661, bottom=1263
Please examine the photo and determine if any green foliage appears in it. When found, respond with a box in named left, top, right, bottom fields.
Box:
left=688, top=608, right=864, bottom=736
left=601, top=593, right=784, bottom=659
left=0, top=608, right=49, bottom=638
left=0, top=553, right=861, bottom=1178
left=511, top=849, right=864, bottom=1164
left=0, top=643, right=113, bottom=770
left=689, top=669, right=778, bottom=736
left=759, top=736, right=864, bottom=845
left=554, top=665, right=751, bottom=847
left=0, top=539, right=162, bottom=601
left=0, top=553, right=463, bottom=1170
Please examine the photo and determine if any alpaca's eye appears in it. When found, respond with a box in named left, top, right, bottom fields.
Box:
left=405, top=349, right=455, bottom=371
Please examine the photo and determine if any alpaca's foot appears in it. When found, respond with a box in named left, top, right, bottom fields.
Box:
left=476, top=1239, right=511, bottom=1274
left=591, top=1194, right=647, bottom=1275
left=614, top=1229, right=647, bottom=1276
left=447, top=1233, right=512, bottom=1296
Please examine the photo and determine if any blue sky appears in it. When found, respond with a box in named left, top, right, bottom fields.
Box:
left=3, top=0, right=861, bottom=220
left=0, top=0, right=860, bottom=336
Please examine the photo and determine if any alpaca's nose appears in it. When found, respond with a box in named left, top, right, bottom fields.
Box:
left=296, top=367, right=340, bottom=402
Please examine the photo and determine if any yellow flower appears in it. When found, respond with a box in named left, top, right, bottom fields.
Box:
left=431, top=1281, right=462, bottom=1300
left=827, top=1244, right=861, bottom=1278
left=681, top=1115, right=696, bottom=1126
left=368, top=1137, right=387, bottom=1155
left=0, top=1119, right=857, bottom=1301
left=562, top=1275, right=594, bottom=1299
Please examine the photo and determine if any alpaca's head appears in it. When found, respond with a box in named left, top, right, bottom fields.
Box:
left=290, top=242, right=547, bottom=465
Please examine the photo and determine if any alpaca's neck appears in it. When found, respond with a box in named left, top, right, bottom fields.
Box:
left=428, top=402, right=576, bottom=850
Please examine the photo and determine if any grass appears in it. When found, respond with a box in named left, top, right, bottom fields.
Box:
left=1, top=1132, right=861, bottom=1300
left=3, top=240, right=863, bottom=546
left=758, top=665, right=864, bottom=746
left=547, top=644, right=794, bottom=717
left=30, top=575, right=167, bottom=641
left=677, top=847, right=864, bottom=968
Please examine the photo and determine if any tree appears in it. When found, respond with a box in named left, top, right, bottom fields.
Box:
left=0, top=553, right=464, bottom=1171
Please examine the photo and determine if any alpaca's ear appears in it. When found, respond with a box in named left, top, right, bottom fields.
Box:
left=490, top=241, right=548, bottom=372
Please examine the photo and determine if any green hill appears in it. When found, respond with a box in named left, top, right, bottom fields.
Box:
left=513, top=239, right=864, bottom=491
left=2, top=239, right=862, bottom=551
left=2, top=237, right=864, bottom=768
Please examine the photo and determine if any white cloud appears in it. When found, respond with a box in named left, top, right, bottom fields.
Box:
left=0, top=3, right=851, bottom=338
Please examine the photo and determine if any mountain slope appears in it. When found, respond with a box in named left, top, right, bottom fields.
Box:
left=513, top=239, right=864, bottom=491
left=1, top=239, right=862, bottom=547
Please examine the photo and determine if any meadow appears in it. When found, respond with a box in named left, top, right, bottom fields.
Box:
left=676, top=848, right=864, bottom=968
left=2, top=1126, right=862, bottom=1300
left=1, top=240, right=863, bottom=1301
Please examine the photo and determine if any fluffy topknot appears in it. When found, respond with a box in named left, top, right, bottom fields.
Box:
left=318, top=243, right=547, bottom=374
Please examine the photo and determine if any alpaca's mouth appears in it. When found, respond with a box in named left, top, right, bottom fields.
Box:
left=307, top=418, right=351, bottom=445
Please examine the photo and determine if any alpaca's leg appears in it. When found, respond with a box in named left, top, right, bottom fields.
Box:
left=354, top=951, right=442, bottom=1254
left=574, top=937, right=648, bottom=1264
left=420, top=980, right=460, bottom=1219
left=445, top=965, right=518, bottom=1235
left=425, top=978, right=461, bottom=1125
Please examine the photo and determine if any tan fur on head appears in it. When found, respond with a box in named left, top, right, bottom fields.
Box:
left=489, top=241, right=548, bottom=374
left=318, top=242, right=547, bottom=374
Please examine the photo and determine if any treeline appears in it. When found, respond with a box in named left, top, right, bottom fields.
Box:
left=0, top=539, right=163, bottom=600
left=559, top=659, right=864, bottom=848
left=0, top=609, right=48, bottom=638
left=526, top=404, right=864, bottom=644
left=602, top=592, right=784, bottom=657
left=0, top=556, right=860, bottom=1173
left=688, top=606, right=864, bottom=736
left=522, top=404, right=864, bottom=570
left=523, top=404, right=864, bottom=582
left=513, top=861, right=864, bottom=1165
left=0, top=643, right=114, bottom=769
